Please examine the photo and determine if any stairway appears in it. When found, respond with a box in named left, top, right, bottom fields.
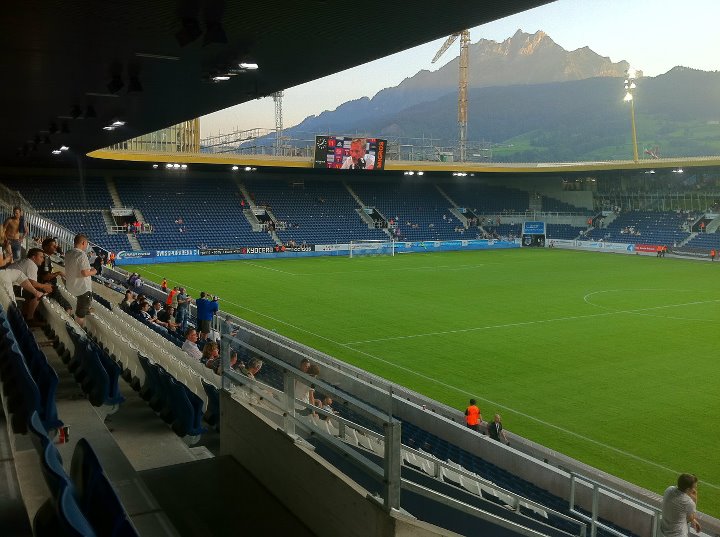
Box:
left=106, top=176, right=123, bottom=208
left=127, top=234, right=142, bottom=251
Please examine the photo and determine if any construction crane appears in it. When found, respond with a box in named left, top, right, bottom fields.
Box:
left=272, top=91, right=284, bottom=156
left=432, top=29, right=469, bottom=162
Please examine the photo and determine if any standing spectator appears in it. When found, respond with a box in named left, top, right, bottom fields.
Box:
left=181, top=327, right=203, bottom=360
left=3, top=206, right=24, bottom=260
left=660, top=473, right=700, bottom=536
left=195, top=292, right=219, bottom=336
left=91, top=250, right=104, bottom=276
left=175, top=287, right=191, bottom=332
left=710, top=249, right=716, bottom=262
left=166, top=286, right=178, bottom=308
left=219, top=313, right=238, bottom=359
left=464, top=399, right=482, bottom=431
left=8, top=248, right=53, bottom=323
left=487, top=414, right=509, bottom=445
left=64, top=234, right=96, bottom=327
left=161, top=277, right=168, bottom=292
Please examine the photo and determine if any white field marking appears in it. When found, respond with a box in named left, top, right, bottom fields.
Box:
left=199, top=294, right=720, bottom=489
left=129, top=268, right=720, bottom=489
left=583, top=288, right=720, bottom=322
left=244, top=262, right=298, bottom=275
left=293, top=262, right=488, bottom=276
left=345, top=297, right=720, bottom=345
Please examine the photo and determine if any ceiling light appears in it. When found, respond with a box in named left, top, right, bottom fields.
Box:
left=173, top=163, right=181, bottom=168
left=417, top=171, right=424, bottom=176
left=152, top=164, right=158, bottom=169
left=51, top=149, right=62, bottom=155
left=181, top=164, right=187, bottom=169
left=231, top=166, right=239, bottom=171
left=238, top=62, right=259, bottom=70
left=111, top=120, right=125, bottom=127
left=212, top=75, right=231, bottom=82
left=59, top=145, right=70, bottom=151
left=166, top=163, right=173, bottom=169
left=103, top=126, right=114, bottom=131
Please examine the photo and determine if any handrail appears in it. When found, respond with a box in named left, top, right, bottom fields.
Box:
left=569, top=472, right=659, bottom=537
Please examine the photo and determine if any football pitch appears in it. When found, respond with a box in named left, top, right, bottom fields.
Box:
left=132, top=249, right=720, bottom=516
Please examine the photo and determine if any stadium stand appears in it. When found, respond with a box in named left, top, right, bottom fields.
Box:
left=245, top=178, right=388, bottom=244
left=585, top=210, right=691, bottom=245
left=440, top=183, right=530, bottom=214
left=540, top=196, right=591, bottom=214
left=114, top=176, right=275, bottom=250
left=350, top=181, right=462, bottom=241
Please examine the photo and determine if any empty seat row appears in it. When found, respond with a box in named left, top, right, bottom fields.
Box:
left=29, top=412, right=139, bottom=537
left=0, top=302, right=62, bottom=433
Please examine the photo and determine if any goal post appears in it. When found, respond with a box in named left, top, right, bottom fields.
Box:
left=349, top=240, right=396, bottom=258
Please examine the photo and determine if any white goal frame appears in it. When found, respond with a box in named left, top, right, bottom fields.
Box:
left=348, top=240, right=396, bottom=258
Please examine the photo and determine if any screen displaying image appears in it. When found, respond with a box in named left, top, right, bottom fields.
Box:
left=314, top=136, right=387, bottom=170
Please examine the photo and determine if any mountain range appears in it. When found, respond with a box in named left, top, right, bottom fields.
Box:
left=277, top=30, right=720, bottom=162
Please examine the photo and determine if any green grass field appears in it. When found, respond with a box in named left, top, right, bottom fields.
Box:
left=131, top=249, right=720, bottom=516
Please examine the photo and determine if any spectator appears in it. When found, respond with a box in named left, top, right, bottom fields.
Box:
left=118, top=290, right=135, bottom=312
left=0, top=268, right=44, bottom=305
left=3, top=207, right=24, bottom=260
left=195, top=292, right=219, bottom=336
left=166, top=286, right=179, bottom=308
left=181, top=328, right=203, bottom=360
left=157, top=304, right=179, bottom=331
left=129, top=293, right=147, bottom=315
left=64, top=234, right=96, bottom=327
left=299, top=358, right=311, bottom=374
left=138, top=301, right=152, bottom=321
left=175, top=287, right=191, bottom=332
left=219, top=313, right=238, bottom=358
left=660, top=473, right=700, bottom=535
left=239, top=357, right=263, bottom=380
left=296, top=363, right=320, bottom=413
left=486, top=414, right=509, bottom=445
left=8, top=248, right=53, bottom=323
left=91, top=250, right=104, bottom=275
left=200, top=341, right=219, bottom=366
left=161, top=277, right=168, bottom=292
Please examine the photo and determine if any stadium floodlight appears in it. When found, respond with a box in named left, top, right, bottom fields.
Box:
left=623, top=69, right=639, bottom=163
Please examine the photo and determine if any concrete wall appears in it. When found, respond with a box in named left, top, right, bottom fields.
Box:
left=220, top=392, right=460, bottom=537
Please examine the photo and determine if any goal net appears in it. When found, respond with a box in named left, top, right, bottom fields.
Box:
left=348, top=240, right=396, bottom=258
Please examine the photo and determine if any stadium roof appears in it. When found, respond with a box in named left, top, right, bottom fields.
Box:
left=0, top=0, right=551, bottom=166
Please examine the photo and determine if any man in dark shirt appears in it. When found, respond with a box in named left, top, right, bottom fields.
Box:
left=195, top=291, right=219, bottom=336
left=487, top=414, right=509, bottom=445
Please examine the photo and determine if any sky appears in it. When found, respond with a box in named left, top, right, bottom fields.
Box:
left=201, top=0, right=720, bottom=137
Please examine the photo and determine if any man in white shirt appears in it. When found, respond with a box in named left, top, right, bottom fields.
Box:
left=340, top=138, right=375, bottom=170
left=181, top=327, right=203, bottom=360
left=8, top=247, right=53, bottom=322
left=63, top=234, right=97, bottom=327
left=660, top=473, right=701, bottom=536
left=0, top=269, right=45, bottom=306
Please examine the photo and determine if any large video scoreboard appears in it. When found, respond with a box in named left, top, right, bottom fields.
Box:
left=314, top=135, right=387, bottom=170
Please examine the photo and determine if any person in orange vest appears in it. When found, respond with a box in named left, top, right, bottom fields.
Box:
left=657, top=245, right=663, bottom=258
left=161, top=277, right=168, bottom=292
left=464, top=399, right=482, bottom=431
left=711, top=249, right=716, bottom=262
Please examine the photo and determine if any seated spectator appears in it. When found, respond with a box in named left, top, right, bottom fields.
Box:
left=181, top=328, right=203, bottom=360
left=200, top=341, right=219, bottom=366
left=157, top=304, right=179, bottom=331
left=129, top=293, right=147, bottom=315
left=118, top=290, right=135, bottom=312
left=295, top=364, right=320, bottom=413
left=206, top=350, right=237, bottom=375
left=239, top=357, right=263, bottom=380
left=138, top=301, right=152, bottom=321
left=8, top=248, right=53, bottom=323
left=0, top=269, right=44, bottom=305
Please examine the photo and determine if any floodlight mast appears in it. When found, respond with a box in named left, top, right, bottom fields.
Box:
left=624, top=71, right=639, bottom=163
left=432, top=29, right=469, bottom=162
